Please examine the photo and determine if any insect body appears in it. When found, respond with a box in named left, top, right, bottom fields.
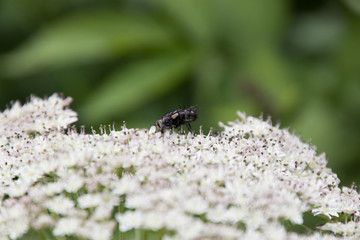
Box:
left=156, top=106, right=199, bottom=133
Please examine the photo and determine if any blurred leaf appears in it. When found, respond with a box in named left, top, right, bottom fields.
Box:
left=303, top=63, right=339, bottom=97
left=343, top=0, right=360, bottom=15
left=215, top=0, right=288, bottom=55
left=292, top=100, right=345, bottom=169
left=79, top=51, right=193, bottom=123
left=334, top=22, right=360, bottom=79
left=194, top=50, right=228, bottom=104
left=155, top=0, right=216, bottom=45
left=342, top=80, right=360, bottom=115
left=243, top=47, right=299, bottom=115
left=1, top=9, right=175, bottom=77
left=290, top=13, right=345, bottom=55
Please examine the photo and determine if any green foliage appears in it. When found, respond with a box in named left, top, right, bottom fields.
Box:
left=79, top=52, right=193, bottom=122
left=2, top=9, right=175, bottom=76
left=1, top=0, right=360, bottom=186
left=280, top=211, right=328, bottom=235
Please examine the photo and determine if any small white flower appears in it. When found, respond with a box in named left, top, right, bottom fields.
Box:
left=183, top=196, right=208, bottom=215
left=45, top=196, right=74, bottom=215
left=86, top=223, right=114, bottom=240
left=163, top=210, right=192, bottom=230
left=244, top=210, right=268, bottom=230
left=206, top=205, right=228, bottom=223
left=6, top=181, right=29, bottom=198
left=92, top=204, right=113, bottom=220
left=63, top=174, right=84, bottom=193
left=77, top=194, right=102, bottom=209
left=143, top=211, right=165, bottom=230
left=42, top=182, right=64, bottom=196
left=8, top=219, right=29, bottom=239
left=53, top=217, right=81, bottom=236
left=21, top=165, right=44, bottom=183
left=116, top=211, right=143, bottom=232
left=112, top=176, right=140, bottom=195
left=125, top=194, right=154, bottom=210
left=2, top=203, right=28, bottom=220
left=100, top=191, right=119, bottom=206
left=312, top=203, right=340, bottom=219
left=320, top=221, right=357, bottom=236
left=33, top=214, right=55, bottom=229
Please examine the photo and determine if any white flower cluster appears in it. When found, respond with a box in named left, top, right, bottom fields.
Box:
left=0, top=94, right=359, bottom=239
left=0, top=94, right=77, bottom=136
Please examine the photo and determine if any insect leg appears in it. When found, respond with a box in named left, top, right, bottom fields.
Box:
left=185, top=122, right=193, bottom=133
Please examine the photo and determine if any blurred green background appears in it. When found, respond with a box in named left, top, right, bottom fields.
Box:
left=0, top=0, right=359, bottom=186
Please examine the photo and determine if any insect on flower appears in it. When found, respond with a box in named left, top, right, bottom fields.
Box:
left=156, top=106, right=199, bottom=133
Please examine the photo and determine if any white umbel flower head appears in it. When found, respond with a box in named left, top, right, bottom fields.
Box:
left=1, top=94, right=359, bottom=240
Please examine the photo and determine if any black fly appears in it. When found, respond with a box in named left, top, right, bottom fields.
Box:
left=156, top=106, right=199, bottom=133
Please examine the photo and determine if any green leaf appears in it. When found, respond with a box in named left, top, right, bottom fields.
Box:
left=79, top=52, right=193, bottom=123
left=155, top=0, right=216, bottom=44
left=1, top=9, right=175, bottom=77
left=292, top=100, right=345, bottom=168
left=343, top=0, right=360, bottom=15
left=243, top=46, right=300, bottom=114
left=290, top=13, right=344, bottom=55
left=214, top=0, right=288, bottom=54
